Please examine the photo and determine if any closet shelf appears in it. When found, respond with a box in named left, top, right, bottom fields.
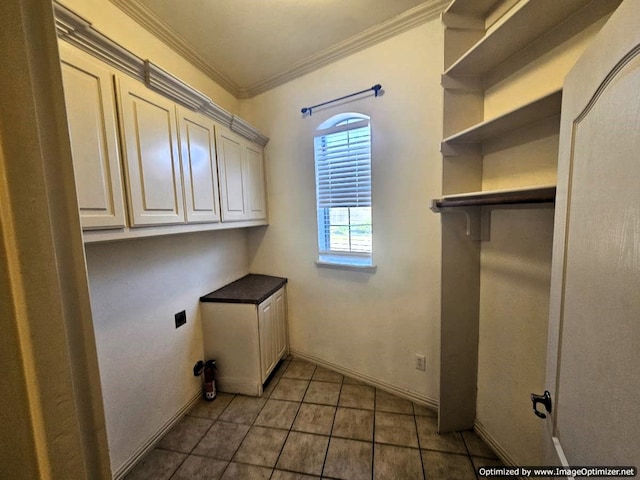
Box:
left=444, top=0, right=593, bottom=77
left=431, top=185, right=556, bottom=209
left=442, top=90, right=561, bottom=151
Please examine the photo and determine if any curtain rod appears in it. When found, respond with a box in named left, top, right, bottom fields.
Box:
left=301, top=84, right=382, bottom=116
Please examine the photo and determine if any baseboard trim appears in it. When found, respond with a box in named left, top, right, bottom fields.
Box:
left=473, top=419, right=517, bottom=467
left=217, top=377, right=262, bottom=397
left=112, top=390, right=202, bottom=480
left=289, top=348, right=438, bottom=411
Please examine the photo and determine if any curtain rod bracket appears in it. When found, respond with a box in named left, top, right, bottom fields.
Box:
left=301, top=84, right=383, bottom=117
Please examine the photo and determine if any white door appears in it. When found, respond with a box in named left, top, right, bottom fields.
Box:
left=541, top=0, right=640, bottom=471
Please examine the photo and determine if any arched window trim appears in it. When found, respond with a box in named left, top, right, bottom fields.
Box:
left=317, top=112, right=369, bottom=130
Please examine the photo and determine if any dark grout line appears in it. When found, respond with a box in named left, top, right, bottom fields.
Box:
left=167, top=393, right=239, bottom=479
left=318, top=372, right=343, bottom=478
left=412, top=407, right=427, bottom=480
left=150, top=358, right=489, bottom=480
left=215, top=391, right=273, bottom=479
left=371, top=386, right=376, bottom=480
left=218, top=427, right=254, bottom=476
left=268, top=362, right=317, bottom=479
left=461, top=431, right=481, bottom=480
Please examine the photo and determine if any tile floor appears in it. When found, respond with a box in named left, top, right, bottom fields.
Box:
left=125, top=358, right=504, bottom=480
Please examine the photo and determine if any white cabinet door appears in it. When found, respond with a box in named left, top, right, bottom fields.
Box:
left=177, top=107, right=221, bottom=223
left=117, top=76, right=184, bottom=226
left=59, top=44, right=126, bottom=230
left=258, top=297, right=276, bottom=382
left=273, top=288, right=287, bottom=360
left=216, top=127, right=246, bottom=221
left=258, top=287, right=288, bottom=382
left=216, top=126, right=267, bottom=222
left=244, top=142, right=267, bottom=220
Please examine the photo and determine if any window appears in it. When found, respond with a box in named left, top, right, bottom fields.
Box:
left=314, top=113, right=374, bottom=271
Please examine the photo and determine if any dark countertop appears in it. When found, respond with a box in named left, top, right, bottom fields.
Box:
left=200, top=274, right=287, bottom=305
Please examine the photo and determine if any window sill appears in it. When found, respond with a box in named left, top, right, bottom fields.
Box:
left=315, top=256, right=377, bottom=273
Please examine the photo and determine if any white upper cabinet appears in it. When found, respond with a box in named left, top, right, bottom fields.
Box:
left=55, top=22, right=269, bottom=241
left=216, top=126, right=267, bottom=222
left=117, top=76, right=184, bottom=227
left=59, top=43, right=126, bottom=230
left=177, top=107, right=221, bottom=223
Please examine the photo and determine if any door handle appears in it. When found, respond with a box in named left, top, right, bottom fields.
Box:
left=531, top=390, right=552, bottom=419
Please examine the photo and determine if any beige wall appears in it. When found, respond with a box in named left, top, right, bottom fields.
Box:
left=477, top=208, right=554, bottom=464
left=240, top=21, right=444, bottom=403
left=85, top=230, right=248, bottom=474
left=58, top=0, right=239, bottom=114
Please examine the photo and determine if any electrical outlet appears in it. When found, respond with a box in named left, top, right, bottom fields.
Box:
left=415, top=354, right=426, bottom=371
left=175, top=310, right=187, bottom=329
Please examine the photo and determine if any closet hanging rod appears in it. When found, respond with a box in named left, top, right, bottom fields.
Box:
left=301, top=84, right=382, bottom=116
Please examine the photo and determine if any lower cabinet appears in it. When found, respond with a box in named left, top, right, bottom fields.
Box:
left=200, top=284, right=288, bottom=396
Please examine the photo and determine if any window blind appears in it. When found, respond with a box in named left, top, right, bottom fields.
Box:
left=314, top=119, right=371, bottom=208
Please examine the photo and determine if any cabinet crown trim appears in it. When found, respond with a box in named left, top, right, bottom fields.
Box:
left=144, top=60, right=211, bottom=110
left=53, top=1, right=268, bottom=146
left=230, top=116, right=270, bottom=147
left=54, top=3, right=143, bottom=79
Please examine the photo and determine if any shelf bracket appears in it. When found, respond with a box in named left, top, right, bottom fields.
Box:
left=430, top=201, right=485, bottom=241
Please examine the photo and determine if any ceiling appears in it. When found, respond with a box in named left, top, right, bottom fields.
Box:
left=109, top=0, right=447, bottom=98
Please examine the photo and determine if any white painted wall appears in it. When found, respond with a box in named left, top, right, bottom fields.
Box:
left=85, top=230, right=248, bottom=473
left=241, top=21, right=444, bottom=403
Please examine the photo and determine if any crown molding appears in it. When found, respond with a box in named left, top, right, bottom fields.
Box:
left=108, top=0, right=448, bottom=98
left=230, top=116, right=270, bottom=146
left=242, top=0, right=450, bottom=98
left=108, top=0, right=241, bottom=97
left=53, top=2, right=267, bottom=146
left=145, top=60, right=211, bottom=110
left=54, top=3, right=143, bottom=79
